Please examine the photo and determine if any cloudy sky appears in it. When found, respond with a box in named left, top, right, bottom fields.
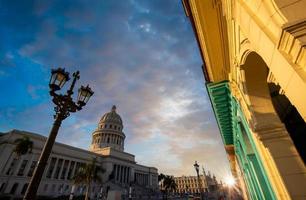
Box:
left=0, top=0, right=231, bottom=180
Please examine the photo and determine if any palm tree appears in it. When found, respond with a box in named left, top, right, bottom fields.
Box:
left=158, top=173, right=165, bottom=183
left=72, top=158, right=105, bottom=200
left=1, top=135, right=33, bottom=194
left=3, top=136, right=33, bottom=174
left=162, top=175, right=177, bottom=200
left=13, top=136, right=33, bottom=157
left=158, top=173, right=166, bottom=199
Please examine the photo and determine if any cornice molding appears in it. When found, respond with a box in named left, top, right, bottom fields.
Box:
left=278, top=19, right=306, bottom=71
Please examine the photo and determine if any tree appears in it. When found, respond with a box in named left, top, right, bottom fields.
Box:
left=1, top=135, right=33, bottom=194
left=158, top=173, right=166, bottom=199
left=158, top=173, right=165, bottom=183
left=158, top=174, right=177, bottom=200
left=163, top=175, right=177, bottom=200
left=72, top=158, right=105, bottom=200
left=13, top=136, right=33, bottom=157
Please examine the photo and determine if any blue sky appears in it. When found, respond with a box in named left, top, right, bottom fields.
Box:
left=0, top=0, right=231, bottom=180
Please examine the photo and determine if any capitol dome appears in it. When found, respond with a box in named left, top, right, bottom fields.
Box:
left=90, top=105, right=126, bottom=152
left=99, top=105, right=122, bottom=125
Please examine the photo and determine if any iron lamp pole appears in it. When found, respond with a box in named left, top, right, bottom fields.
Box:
left=23, top=68, right=94, bottom=200
left=194, top=161, right=204, bottom=200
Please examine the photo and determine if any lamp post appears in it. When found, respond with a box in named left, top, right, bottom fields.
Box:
left=194, top=161, right=204, bottom=200
left=129, top=183, right=132, bottom=200
left=23, top=68, right=94, bottom=200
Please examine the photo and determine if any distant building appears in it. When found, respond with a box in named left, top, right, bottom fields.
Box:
left=0, top=106, right=158, bottom=199
left=173, top=171, right=220, bottom=195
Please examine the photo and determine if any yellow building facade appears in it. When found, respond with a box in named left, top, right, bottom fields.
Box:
left=183, top=0, right=306, bottom=199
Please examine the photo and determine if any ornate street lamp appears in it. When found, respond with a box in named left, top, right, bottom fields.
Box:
left=23, top=68, right=94, bottom=200
left=194, top=161, right=204, bottom=200
left=129, top=183, right=132, bottom=200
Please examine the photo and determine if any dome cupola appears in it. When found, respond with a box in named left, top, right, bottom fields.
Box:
left=99, top=105, right=123, bottom=125
left=90, top=105, right=126, bottom=152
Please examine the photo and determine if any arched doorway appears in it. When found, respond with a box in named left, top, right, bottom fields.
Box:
left=241, top=51, right=306, bottom=164
left=240, top=51, right=306, bottom=198
left=241, top=51, right=281, bottom=128
left=268, top=82, right=306, bottom=163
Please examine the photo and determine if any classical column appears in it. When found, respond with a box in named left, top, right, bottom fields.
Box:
left=113, top=164, right=117, bottom=181
left=71, top=161, right=77, bottom=179
left=122, top=166, right=125, bottom=183
left=24, top=153, right=35, bottom=177
left=255, top=124, right=306, bottom=199
left=65, top=160, right=71, bottom=180
left=124, top=167, right=127, bottom=183
left=51, top=158, right=59, bottom=178
left=58, top=160, right=65, bottom=179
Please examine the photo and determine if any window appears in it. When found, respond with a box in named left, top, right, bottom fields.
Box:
left=110, top=125, right=112, bottom=129
left=77, top=186, right=81, bottom=193
left=65, top=185, right=69, bottom=192
left=107, top=137, right=110, bottom=143
left=53, top=159, right=63, bottom=179
left=46, top=157, right=56, bottom=178
left=58, top=184, right=63, bottom=194
left=104, top=124, right=107, bottom=128
left=6, top=158, right=18, bottom=175
left=21, top=183, right=28, bottom=195
left=74, top=162, right=82, bottom=175
left=17, top=160, right=28, bottom=176
left=0, top=183, right=6, bottom=193
left=67, top=161, right=75, bottom=180
left=43, top=184, right=48, bottom=192
left=10, top=183, right=18, bottom=195
left=27, top=161, right=37, bottom=177
left=51, top=184, right=56, bottom=192
left=60, top=160, right=69, bottom=179
left=114, top=125, right=117, bottom=130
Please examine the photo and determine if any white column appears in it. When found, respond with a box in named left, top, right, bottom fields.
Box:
left=58, top=159, right=65, bottom=179
left=51, top=158, right=59, bottom=178
left=121, top=166, right=124, bottom=183
left=113, top=164, right=117, bottom=181
left=24, top=153, right=35, bottom=176
left=65, top=160, right=71, bottom=180
left=71, top=161, right=77, bottom=179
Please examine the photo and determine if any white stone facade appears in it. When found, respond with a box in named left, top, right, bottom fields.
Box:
left=174, top=173, right=220, bottom=194
left=0, top=106, right=158, bottom=199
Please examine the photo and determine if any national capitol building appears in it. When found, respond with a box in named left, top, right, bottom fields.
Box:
left=0, top=105, right=158, bottom=199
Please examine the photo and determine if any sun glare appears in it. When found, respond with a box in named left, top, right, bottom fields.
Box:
left=225, top=176, right=236, bottom=187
